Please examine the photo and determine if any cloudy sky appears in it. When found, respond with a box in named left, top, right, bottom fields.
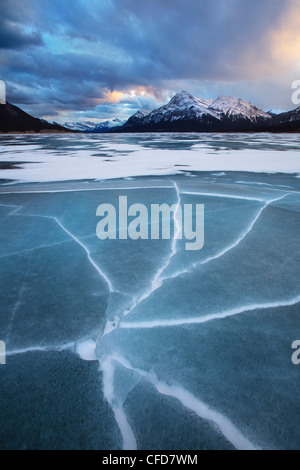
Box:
left=1, top=0, right=300, bottom=122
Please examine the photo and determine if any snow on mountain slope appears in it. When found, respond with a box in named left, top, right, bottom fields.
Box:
left=142, top=90, right=220, bottom=124
left=267, top=106, right=300, bottom=127
left=63, top=118, right=126, bottom=132
left=93, top=118, right=126, bottom=131
left=64, top=91, right=273, bottom=134
left=121, top=91, right=271, bottom=132
left=63, top=121, right=97, bottom=131
left=122, top=110, right=150, bottom=127
left=208, top=96, right=271, bottom=122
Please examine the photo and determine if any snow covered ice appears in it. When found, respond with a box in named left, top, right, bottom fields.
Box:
left=0, top=133, right=300, bottom=450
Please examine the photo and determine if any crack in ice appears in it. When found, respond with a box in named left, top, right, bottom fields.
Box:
left=99, top=186, right=290, bottom=449
left=6, top=208, right=114, bottom=294
left=0, top=202, right=22, bottom=216
left=100, top=355, right=137, bottom=450
left=193, top=193, right=288, bottom=266
left=120, top=179, right=182, bottom=315
left=137, top=179, right=181, bottom=302
left=0, top=198, right=124, bottom=449
left=0, top=185, right=172, bottom=195
left=54, top=217, right=114, bottom=294
left=98, top=179, right=182, bottom=450
left=120, top=293, right=300, bottom=329
left=1, top=184, right=293, bottom=451
left=0, top=239, right=74, bottom=259
left=6, top=341, right=75, bottom=357
left=160, top=193, right=290, bottom=282
left=110, top=354, right=258, bottom=450
left=118, top=192, right=290, bottom=328
left=182, top=190, right=265, bottom=202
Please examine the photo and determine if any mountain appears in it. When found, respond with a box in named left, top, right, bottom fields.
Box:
left=0, top=102, right=71, bottom=133
left=63, top=118, right=126, bottom=132
left=256, top=106, right=300, bottom=132
left=121, top=110, right=151, bottom=129
left=63, top=117, right=126, bottom=132
left=115, top=90, right=272, bottom=133
left=208, top=95, right=271, bottom=122
left=267, top=109, right=287, bottom=116
left=91, top=117, right=126, bottom=133
left=62, top=121, right=97, bottom=132
left=3, top=93, right=299, bottom=135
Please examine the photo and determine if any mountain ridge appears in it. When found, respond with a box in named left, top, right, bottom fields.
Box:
left=1, top=91, right=300, bottom=134
left=62, top=118, right=126, bottom=132
left=0, top=102, right=72, bottom=133
left=117, top=90, right=274, bottom=133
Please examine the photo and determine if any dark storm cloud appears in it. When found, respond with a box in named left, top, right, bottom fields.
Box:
left=0, top=0, right=44, bottom=50
left=0, top=0, right=295, bottom=119
left=0, top=19, right=43, bottom=49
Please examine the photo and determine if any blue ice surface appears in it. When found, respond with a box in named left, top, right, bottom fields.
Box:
left=0, top=169, right=300, bottom=450
left=0, top=350, right=121, bottom=449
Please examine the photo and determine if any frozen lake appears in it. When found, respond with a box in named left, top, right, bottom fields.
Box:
left=0, top=133, right=300, bottom=450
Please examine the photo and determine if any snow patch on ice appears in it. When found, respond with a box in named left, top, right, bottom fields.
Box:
left=76, top=340, right=97, bottom=361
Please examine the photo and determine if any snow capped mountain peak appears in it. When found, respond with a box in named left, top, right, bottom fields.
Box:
left=123, top=109, right=150, bottom=127
left=111, top=117, right=124, bottom=124
left=210, top=95, right=248, bottom=113
left=119, top=91, right=274, bottom=132
left=143, top=90, right=219, bottom=125
left=63, top=118, right=126, bottom=132
left=94, top=117, right=126, bottom=130
left=168, top=90, right=214, bottom=111
left=175, top=89, right=192, bottom=97
left=169, top=90, right=196, bottom=105
left=63, top=121, right=97, bottom=131
left=209, top=96, right=271, bottom=121
left=133, top=110, right=150, bottom=119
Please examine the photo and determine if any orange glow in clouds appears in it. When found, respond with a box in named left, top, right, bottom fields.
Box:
left=270, top=0, right=300, bottom=67
left=95, top=86, right=156, bottom=105
left=126, top=86, right=154, bottom=97
left=96, top=89, right=124, bottom=104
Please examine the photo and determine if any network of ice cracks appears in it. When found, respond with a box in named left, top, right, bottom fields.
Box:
left=1, top=178, right=299, bottom=451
